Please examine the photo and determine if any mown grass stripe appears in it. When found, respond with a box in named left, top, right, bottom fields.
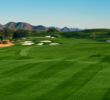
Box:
left=36, top=63, right=105, bottom=100
left=0, top=56, right=10, bottom=60
left=9, top=62, right=88, bottom=99
left=29, top=61, right=74, bottom=80
left=102, top=88, right=110, bottom=100
left=0, top=63, right=39, bottom=79
left=0, top=80, right=36, bottom=98
left=20, top=46, right=35, bottom=56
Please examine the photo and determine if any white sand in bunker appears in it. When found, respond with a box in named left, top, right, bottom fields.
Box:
left=37, top=43, right=44, bottom=45
left=21, top=41, right=35, bottom=45
left=40, top=40, right=52, bottom=42
left=0, top=40, right=14, bottom=47
left=49, top=43, right=60, bottom=45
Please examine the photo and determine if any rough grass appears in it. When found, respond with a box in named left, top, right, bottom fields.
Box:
left=0, top=38, right=110, bottom=100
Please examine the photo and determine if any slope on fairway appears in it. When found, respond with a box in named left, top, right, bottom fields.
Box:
left=0, top=38, right=110, bottom=100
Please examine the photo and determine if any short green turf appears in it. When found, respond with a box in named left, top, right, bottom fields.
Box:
left=0, top=38, right=110, bottom=100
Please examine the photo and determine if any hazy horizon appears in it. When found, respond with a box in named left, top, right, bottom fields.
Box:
left=0, top=0, right=110, bottom=29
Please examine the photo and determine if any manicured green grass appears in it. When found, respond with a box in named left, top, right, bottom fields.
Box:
left=0, top=37, right=110, bottom=100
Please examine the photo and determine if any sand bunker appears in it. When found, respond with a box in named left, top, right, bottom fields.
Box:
left=0, top=41, right=14, bottom=47
left=51, top=37, right=57, bottom=38
left=37, top=43, right=44, bottom=45
left=49, top=43, right=60, bottom=45
left=106, top=40, right=110, bottom=42
left=22, top=43, right=34, bottom=45
left=24, top=41, right=33, bottom=43
left=21, top=41, right=34, bottom=45
left=40, top=40, right=52, bottom=42
left=45, top=36, right=57, bottom=38
left=45, top=36, right=51, bottom=38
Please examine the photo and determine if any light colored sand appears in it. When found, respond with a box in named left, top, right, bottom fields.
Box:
left=37, top=43, right=44, bottom=45
left=51, top=37, right=57, bottom=38
left=24, top=41, right=33, bottom=43
left=22, top=43, right=34, bottom=45
left=21, top=41, right=34, bottom=45
left=106, top=40, right=110, bottom=42
left=49, top=43, right=60, bottom=45
left=40, top=40, right=52, bottom=42
left=0, top=41, right=14, bottom=47
left=45, top=36, right=51, bottom=38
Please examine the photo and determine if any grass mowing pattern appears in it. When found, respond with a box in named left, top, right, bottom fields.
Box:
left=102, top=88, right=110, bottom=100
left=0, top=38, right=110, bottom=100
left=36, top=63, right=106, bottom=100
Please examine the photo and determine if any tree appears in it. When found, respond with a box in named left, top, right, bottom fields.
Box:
left=107, top=32, right=110, bottom=38
left=13, top=29, right=29, bottom=40
left=47, top=28, right=59, bottom=32
left=0, top=35, right=3, bottom=41
left=32, top=30, right=40, bottom=33
left=10, top=29, right=16, bottom=34
left=90, top=33, right=96, bottom=39
left=2, top=27, right=12, bottom=40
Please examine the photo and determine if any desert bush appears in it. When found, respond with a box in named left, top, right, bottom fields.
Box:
left=0, top=41, right=2, bottom=44
left=9, top=38, right=13, bottom=42
left=13, top=29, right=29, bottom=40
left=0, top=36, right=3, bottom=41
left=47, top=28, right=59, bottom=32
left=32, top=30, right=40, bottom=33
left=3, top=41, right=8, bottom=44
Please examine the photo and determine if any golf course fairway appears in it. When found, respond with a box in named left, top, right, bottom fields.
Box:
left=0, top=38, right=110, bottom=100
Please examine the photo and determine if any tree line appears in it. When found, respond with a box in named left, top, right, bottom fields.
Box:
left=0, top=27, right=29, bottom=42
left=0, top=27, right=59, bottom=41
left=0, top=27, right=110, bottom=43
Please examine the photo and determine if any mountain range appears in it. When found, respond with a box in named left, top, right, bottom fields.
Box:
left=0, top=22, right=84, bottom=31
left=0, top=24, right=5, bottom=29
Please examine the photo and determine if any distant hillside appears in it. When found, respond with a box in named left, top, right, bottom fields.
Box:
left=61, top=28, right=110, bottom=39
left=61, top=27, right=72, bottom=31
left=0, top=22, right=85, bottom=31
left=3, top=22, right=48, bottom=31
left=49, top=26, right=84, bottom=31
left=5, top=22, right=33, bottom=30
left=48, top=26, right=61, bottom=31
left=70, top=28, right=81, bottom=31
left=0, top=24, right=4, bottom=29
left=33, top=25, right=48, bottom=31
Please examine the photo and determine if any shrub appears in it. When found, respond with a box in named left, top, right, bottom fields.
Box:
left=47, top=28, right=59, bottom=32
left=0, top=41, right=2, bottom=44
left=0, top=36, right=3, bottom=41
left=32, top=30, right=40, bottom=33
left=9, top=38, right=13, bottom=42
left=3, top=41, right=8, bottom=44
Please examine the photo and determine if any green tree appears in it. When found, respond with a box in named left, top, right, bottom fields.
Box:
left=32, top=30, right=40, bottom=33
left=13, top=29, right=29, bottom=40
left=107, top=32, right=110, bottom=38
left=47, top=28, right=59, bottom=32
left=90, top=33, right=96, bottom=39
left=2, top=27, right=12, bottom=40
left=0, top=35, right=3, bottom=41
left=10, top=29, right=16, bottom=34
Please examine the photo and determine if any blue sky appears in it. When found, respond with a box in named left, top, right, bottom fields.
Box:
left=0, top=0, right=110, bottom=29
